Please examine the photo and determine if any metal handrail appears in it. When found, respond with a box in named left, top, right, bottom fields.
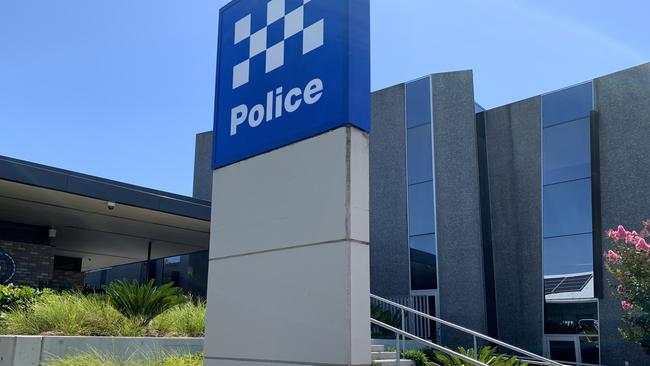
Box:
left=371, top=294, right=566, bottom=366
left=371, top=318, right=490, bottom=366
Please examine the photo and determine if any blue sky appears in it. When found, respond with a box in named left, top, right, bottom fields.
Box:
left=1, top=0, right=648, bottom=196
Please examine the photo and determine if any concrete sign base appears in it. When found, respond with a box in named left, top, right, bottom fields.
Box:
left=204, top=126, right=370, bottom=366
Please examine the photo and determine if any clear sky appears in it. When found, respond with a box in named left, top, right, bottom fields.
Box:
left=1, top=0, right=648, bottom=196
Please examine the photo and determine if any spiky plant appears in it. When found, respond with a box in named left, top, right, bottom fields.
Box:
left=432, top=346, right=528, bottom=366
left=104, top=280, right=187, bottom=326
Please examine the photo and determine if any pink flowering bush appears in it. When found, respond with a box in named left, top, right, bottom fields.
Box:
left=605, top=220, right=650, bottom=354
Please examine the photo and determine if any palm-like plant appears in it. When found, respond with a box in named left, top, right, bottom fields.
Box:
left=432, top=346, right=528, bottom=366
left=104, top=280, right=187, bottom=326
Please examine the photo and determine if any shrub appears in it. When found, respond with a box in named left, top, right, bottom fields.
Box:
left=150, top=300, right=206, bottom=337
left=0, top=284, right=51, bottom=313
left=605, top=221, right=650, bottom=354
left=401, top=349, right=432, bottom=366
left=1, top=293, right=142, bottom=336
left=46, top=351, right=203, bottom=366
left=432, top=346, right=527, bottom=366
left=105, top=280, right=187, bottom=326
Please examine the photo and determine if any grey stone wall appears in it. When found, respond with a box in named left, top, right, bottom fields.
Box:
left=596, top=63, right=650, bottom=366
left=0, top=241, right=53, bottom=287
left=193, top=131, right=214, bottom=201
left=431, top=70, right=488, bottom=344
left=484, top=97, right=544, bottom=354
left=369, top=84, right=411, bottom=297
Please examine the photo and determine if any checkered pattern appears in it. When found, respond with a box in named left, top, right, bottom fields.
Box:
left=231, top=0, right=324, bottom=89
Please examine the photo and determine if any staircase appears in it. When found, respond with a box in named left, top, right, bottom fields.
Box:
left=370, top=294, right=567, bottom=366
left=371, top=345, right=415, bottom=365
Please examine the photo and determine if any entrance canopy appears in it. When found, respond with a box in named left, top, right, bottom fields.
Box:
left=0, top=155, right=210, bottom=271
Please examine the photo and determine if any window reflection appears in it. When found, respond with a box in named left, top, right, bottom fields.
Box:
left=543, top=234, right=593, bottom=277
left=406, top=77, right=432, bottom=128
left=542, top=82, right=592, bottom=127
left=407, top=124, right=433, bottom=184
left=543, top=179, right=592, bottom=238
left=543, top=118, right=591, bottom=185
left=544, top=302, right=598, bottom=335
left=409, top=234, right=436, bottom=255
left=408, top=181, right=435, bottom=236
left=410, top=248, right=437, bottom=290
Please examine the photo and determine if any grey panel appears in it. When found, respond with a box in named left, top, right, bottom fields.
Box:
left=430, top=70, right=487, bottom=344
left=193, top=131, right=214, bottom=202
left=595, top=63, right=650, bottom=366
left=369, top=84, right=411, bottom=297
left=485, top=97, right=544, bottom=354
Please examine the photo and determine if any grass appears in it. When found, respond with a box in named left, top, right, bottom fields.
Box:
left=150, top=300, right=206, bottom=337
left=0, top=293, right=205, bottom=337
left=46, top=351, right=204, bottom=366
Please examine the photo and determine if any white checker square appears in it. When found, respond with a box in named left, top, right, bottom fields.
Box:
left=234, top=14, right=251, bottom=44
left=249, top=27, right=267, bottom=58
left=267, top=0, right=285, bottom=25
left=232, top=59, right=249, bottom=89
left=266, top=41, right=284, bottom=73
left=303, top=19, right=324, bottom=55
left=284, top=6, right=304, bottom=39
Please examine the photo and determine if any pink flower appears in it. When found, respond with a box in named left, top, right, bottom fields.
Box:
left=626, top=231, right=640, bottom=245
left=617, top=285, right=626, bottom=295
left=635, top=238, right=650, bottom=252
left=607, top=229, right=617, bottom=239
left=607, top=250, right=623, bottom=263
left=614, top=225, right=629, bottom=241
left=622, top=301, right=634, bottom=311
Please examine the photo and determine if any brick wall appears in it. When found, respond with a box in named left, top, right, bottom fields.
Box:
left=0, top=240, right=54, bottom=287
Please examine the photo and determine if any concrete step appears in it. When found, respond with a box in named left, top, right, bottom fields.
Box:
left=371, top=344, right=385, bottom=352
left=372, top=351, right=397, bottom=360
left=372, top=359, right=416, bottom=366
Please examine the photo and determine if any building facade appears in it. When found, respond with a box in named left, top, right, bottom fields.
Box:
left=2, top=62, right=635, bottom=365
left=191, top=63, right=650, bottom=365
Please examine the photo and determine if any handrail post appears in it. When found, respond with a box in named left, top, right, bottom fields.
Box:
left=396, top=330, right=401, bottom=366
left=399, top=308, right=405, bottom=366
left=473, top=335, right=478, bottom=360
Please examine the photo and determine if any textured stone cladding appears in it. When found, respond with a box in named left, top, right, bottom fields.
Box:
left=369, top=83, right=411, bottom=297
left=484, top=97, right=544, bottom=354
left=430, top=70, right=488, bottom=346
left=596, top=63, right=650, bottom=365
left=0, top=241, right=54, bottom=287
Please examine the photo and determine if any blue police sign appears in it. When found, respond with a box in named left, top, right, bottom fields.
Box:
left=212, top=0, right=370, bottom=169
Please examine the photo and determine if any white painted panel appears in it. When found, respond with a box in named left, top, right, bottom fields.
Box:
left=205, top=241, right=360, bottom=365
left=210, top=128, right=349, bottom=259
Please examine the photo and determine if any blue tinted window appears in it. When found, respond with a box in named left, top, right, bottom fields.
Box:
left=410, top=248, right=437, bottom=290
left=543, top=179, right=592, bottom=238
left=543, top=118, right=591, bottom=185
left=410, top=233, right=436, bottom=255
left=408, top=181, right=435, bottom=236
left=406, top=77, right=431, bottom=128
left=542, top=82, right=593, bottom=127
left=544, top=233, right=593, bottom=276
left=407, top=123, right=433, bottom=184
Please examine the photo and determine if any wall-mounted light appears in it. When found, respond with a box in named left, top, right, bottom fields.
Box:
left=48, top=228, right=57, bottom=238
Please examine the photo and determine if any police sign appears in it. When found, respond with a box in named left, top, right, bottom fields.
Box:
left=212, top=0, right=370, bottom=169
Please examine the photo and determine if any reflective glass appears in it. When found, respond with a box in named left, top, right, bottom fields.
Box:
left=543, top=118, right=591, bottom=185
left=543, top=179, right=592, bottom=238
left=162, top=251, right=209, bottom=298
left=580, top=337, right=600, bottom=364
left=544, top=233, right=593, bottom=276
left=549, top=341, right=577, bottom=362
left=407, top=123, right=433, bottom=184
left=542, top=82, right=593, bottom=127
left=410, top=248, right=437, bottom=290
left=408, top=181, right=435, bottom=236
left=545, top=302, right=598, bottom=335
left=406, top=77, right=431, bottom=128
left=409, top=234, right=436, bottom=255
